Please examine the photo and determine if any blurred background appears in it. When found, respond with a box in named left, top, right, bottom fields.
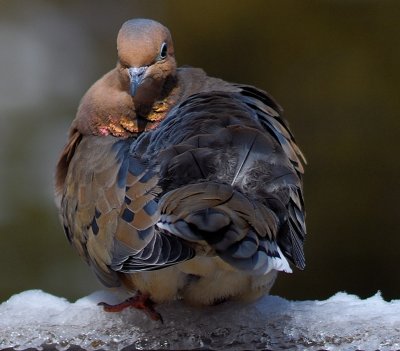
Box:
left=1, top=0, right=399, bottom=303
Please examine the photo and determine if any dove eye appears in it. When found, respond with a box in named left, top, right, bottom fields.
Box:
left=159, top=42, right=168, bottom=60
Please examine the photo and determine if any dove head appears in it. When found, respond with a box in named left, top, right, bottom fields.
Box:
left=116, top=19, right=176, bottom=99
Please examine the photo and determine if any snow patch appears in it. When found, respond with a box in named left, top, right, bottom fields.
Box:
left=1, top=290, right=399, bottom=350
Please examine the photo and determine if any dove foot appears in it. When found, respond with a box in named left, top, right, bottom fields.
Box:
left=98, top=291, right=163, bottom=322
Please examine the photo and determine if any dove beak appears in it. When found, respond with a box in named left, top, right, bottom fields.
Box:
left=128, top=66, right=148, bottom=96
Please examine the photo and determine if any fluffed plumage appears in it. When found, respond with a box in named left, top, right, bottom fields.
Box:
left=55, top=19, right=306, bottom=315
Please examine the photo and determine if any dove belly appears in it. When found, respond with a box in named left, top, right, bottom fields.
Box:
left=120, top=256, right=278, bottom=305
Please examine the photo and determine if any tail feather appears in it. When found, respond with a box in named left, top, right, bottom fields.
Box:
left=185, top=208, right=230, bottom=232
left=158, top=181, right=291, bottom=275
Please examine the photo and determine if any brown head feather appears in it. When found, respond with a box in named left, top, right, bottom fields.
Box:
left=117, top=19, right=175, bottom=68
left=72, top=19, right=178, bottom=138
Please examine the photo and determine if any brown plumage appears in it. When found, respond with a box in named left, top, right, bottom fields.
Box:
left=55, top=18, right=306, bottom=319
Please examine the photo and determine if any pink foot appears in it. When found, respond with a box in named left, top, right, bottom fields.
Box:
left=98, top=291, right=163, bottom=322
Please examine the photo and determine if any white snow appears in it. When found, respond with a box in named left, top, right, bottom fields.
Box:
left=0, top=290, right=399, bottom=351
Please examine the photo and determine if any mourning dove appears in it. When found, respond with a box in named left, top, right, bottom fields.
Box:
left=55, top=19, right=306, bottom=321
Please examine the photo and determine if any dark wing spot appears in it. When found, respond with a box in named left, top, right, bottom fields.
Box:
left=122, top=208, right=135, bottom=223
left=91, top=217, right=99, bottom=235
left=143, top=200, right=158, bottom=216
left=137, top=227, right=153, bottom=241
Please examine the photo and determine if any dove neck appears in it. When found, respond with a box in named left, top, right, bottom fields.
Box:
left=133, top=74, right=178, bottom=117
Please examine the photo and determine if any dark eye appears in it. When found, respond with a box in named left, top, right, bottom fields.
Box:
left=159, top=42, right=168, bottom=60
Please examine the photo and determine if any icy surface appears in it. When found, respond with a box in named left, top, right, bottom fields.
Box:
left=0, top=290, right=399, bottom=351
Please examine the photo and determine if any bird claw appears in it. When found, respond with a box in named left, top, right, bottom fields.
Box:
left=98, top=291, right=163, bottom=323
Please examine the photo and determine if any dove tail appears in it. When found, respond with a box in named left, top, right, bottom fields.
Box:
left=158, top=181, right=292, bottom=275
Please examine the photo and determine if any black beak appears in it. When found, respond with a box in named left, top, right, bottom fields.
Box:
left=128, top=66, right=147, bottom=96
